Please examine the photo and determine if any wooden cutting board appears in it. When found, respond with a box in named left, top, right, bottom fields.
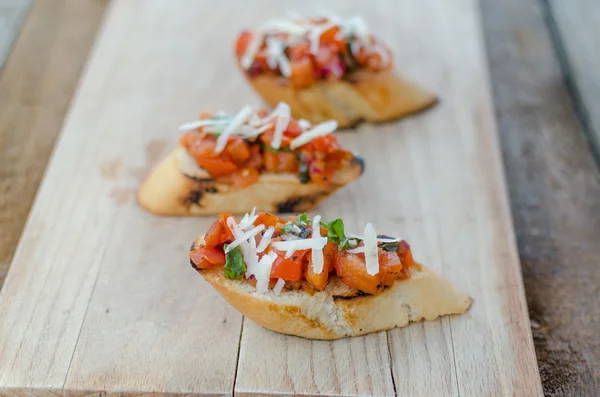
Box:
left=0, top=0, right=543, bottom=395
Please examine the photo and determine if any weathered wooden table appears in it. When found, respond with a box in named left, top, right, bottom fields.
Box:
left=0, top=1, right=598, bottom=395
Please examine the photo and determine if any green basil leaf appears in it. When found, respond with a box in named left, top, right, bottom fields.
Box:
left=280, top=214, right=311, bottom=237
left=320, top=218, right=358, bottom=251
left=223, top=244, right=246, bottom=280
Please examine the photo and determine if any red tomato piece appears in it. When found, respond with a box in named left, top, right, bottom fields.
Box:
left=334, top=251, right=382, bottom=294
left=196, top=157, right=238, bottom=176
left=270, top=252, right=303, bottom=281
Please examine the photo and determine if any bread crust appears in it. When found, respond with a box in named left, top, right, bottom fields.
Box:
left=137, top=148, right=364, bottom=216
left=192, top=236, right=472, bottom=340
left=247, top=69, right=438, bottom=128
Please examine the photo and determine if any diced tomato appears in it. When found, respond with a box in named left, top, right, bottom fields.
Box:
left=290, top=59, right=316, bottom=88
left=230, top=168, right=260, bottom=188
left=189, top=248, right=210, bottom=269
left=397, top=240, right=414, bottom=268
left=179, top=130, right=203, bottom=149
left=379, top=249, right=403, bottom=287
left=202, top=246, right=226, bottom=265
left=186, top=135, right=217, bottom=159
left=320, top=26, right=341, bottom=43
left=285, top=120, right=304, bottom=137
left=226, top=137, right=251, bottom=165
left=235, top=31, right=254, bottom=58
left=219, top=212, right=233, bottom=224
left=189, top=246, right=225, bottom=268
left=244, top=144, right=263, bottom=169
left=305, top=244, right=335, bottom=290
left=196, top=157, right=238, bottom=176
left=198, top=111, right=212, bottom=120
left=205, top=220, right=225, bottom=246
left=323, top=241, right=337, bottom=269
left=334, top=251, right=382, bottom=294
left=264, top=151, right=299, bottom=173
left=288, top=41, right=311, bottom=61
left=255, top=212, right=284, bottom=228
left=308, top=159, right=334, bottom=186
left=270, top=252, right=303, bottom=281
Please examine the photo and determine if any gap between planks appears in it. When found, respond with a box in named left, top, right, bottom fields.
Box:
left=541, top=0, right=600, bottom=168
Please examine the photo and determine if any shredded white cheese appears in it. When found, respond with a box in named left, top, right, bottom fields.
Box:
left=256, top=226, right=275, bottom=253
left=262, top=20, right=307, bottom=35
left=271, top=102, right=291, bottom=150
left=363, top=223, right=379, bottom=275
left=241, top=31, right=264, bottom=69
left=298, top=119, right=312, bottom=130
left=308, top=22, right=333, bottom=54
left=347, top=246, right=365, bottom=254
left=255, top=251, right=277, bottom=293
left=290, top=120, right=338, bottom=149
left=311, top=215, right=325, bottom=274
left=214, top=106, right=254, bottom=154
left=238, top=208, right=258, bottom=230
left=273, top=278, right=286, bottom=296
left=346, top=16, right=370, bottom=44
left=225, top=224, right=264, bottom=253
left=178, top=119, right=229, bottom=132
left=272, top=237, right=328, bottom=258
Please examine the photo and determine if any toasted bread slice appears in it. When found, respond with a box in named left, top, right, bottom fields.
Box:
left=248, top=69, right=437, bottom=128
left=192, top=236, right=472, bottom=340
left=138, top=148, right=364, bottom=216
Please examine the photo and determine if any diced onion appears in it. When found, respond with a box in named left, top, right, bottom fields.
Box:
left=311, top=215, right=324, bottom=274
left=290, top=120, right=338, bottom=149
left=273, top=278, right=286, bottom=296
left=363, top=223, right=379, bottom=275
left=256, top=226, right=275, bottom=253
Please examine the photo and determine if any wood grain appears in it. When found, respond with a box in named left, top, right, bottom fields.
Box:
left=234, top=0, right=541, bottom=396
left=0, top=0, right=108, bottom=287
left=481, top=0, right=600, bottom=395
left=546, top=0, right=600, bottom=158
left=0, top=0, right=542, bottom=395
left=0, top=0, right=31, bottom=71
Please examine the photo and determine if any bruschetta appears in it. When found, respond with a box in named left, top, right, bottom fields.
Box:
left=190, top=211, right=472, bottom=339
left=235, top=16, right=437, bottom=128
left=138, top=104, right=364, bottom=215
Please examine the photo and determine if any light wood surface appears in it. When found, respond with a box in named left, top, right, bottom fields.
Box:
left=0, top=0, right=543, bottom=395
left=481, top=0, right=600, bottom=395
left=0, top=0, right=108, bottom=286
left=547, top=0, right=600, bottom=157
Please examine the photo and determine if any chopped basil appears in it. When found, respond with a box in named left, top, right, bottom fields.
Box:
left=223, top=244, right=246, bottom=280
left=280, top=213, right=310, bottom=237
left=377, top=234, right=399, bottom=252
left=259, top=141, right=293, bottom=153
left=342, top=34, right=358, bottom=72
left=320, top=218, right=360, bottom=251
left=298, top=158, right=310, bottom=184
